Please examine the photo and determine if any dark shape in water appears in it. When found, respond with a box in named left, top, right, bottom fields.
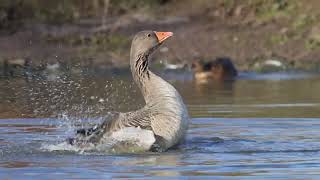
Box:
left=191, top=57, right=238, bottom=83
left=3, top=58, right=31, bottom=77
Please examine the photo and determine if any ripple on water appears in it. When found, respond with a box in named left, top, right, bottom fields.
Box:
left=1, top=117, right=320, bottom=179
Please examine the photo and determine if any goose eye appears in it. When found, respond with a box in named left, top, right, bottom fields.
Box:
left=147, top=34, right=151, bottom=37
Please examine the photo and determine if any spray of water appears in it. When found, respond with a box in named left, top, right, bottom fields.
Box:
left=2, top=71, right=146, bottom=153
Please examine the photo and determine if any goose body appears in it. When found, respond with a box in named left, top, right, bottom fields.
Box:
left=68, top=31, right=189, bottom=152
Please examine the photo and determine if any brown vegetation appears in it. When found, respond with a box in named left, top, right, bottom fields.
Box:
left=1, top=0, right=320, bottom=73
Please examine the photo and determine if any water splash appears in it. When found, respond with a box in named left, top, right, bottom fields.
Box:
left=2, top=72, right=143, bottom=119
left=0, top=71, right=149, bottom=154
left=41, top=126, right=156, bottom=154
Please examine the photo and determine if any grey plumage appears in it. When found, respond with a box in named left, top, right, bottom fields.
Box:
left=68, top=31, right=189, bottom=152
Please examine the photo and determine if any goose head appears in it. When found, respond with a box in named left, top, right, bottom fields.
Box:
left=130, top=31, right=173, bottom=61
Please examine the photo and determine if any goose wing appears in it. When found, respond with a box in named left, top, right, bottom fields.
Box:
left=67, top=112, right=120, bottom=145
left=118, top=110, right=152, bottom=130
left=68, top=110, right=153, bottom=145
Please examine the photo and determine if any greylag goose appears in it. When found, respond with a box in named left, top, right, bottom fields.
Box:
left=68, top=31, right=190, bottom=152
left=191, top=57, right=238, bottom=83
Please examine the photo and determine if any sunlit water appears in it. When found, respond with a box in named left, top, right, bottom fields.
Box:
left=1, top=71, right=320, bottom=179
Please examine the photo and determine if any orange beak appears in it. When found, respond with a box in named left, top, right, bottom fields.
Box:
left=154, top=31, right=173, bottom=43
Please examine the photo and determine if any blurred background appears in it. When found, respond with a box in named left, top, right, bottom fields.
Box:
left=1, top=0, right=320, bottom=70
left=1, top=0, right=320, bottom=119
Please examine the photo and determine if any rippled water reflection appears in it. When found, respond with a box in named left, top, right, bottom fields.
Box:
left=1, top=71, right=320, bottom=179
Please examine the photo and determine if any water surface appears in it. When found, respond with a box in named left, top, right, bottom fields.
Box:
left=1, top=71, right=320, bottom=179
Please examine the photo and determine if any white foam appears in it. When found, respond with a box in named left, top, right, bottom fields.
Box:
left=41, top=141, right=95, bottom=154
left=41, top=127, right=156, bottom=154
